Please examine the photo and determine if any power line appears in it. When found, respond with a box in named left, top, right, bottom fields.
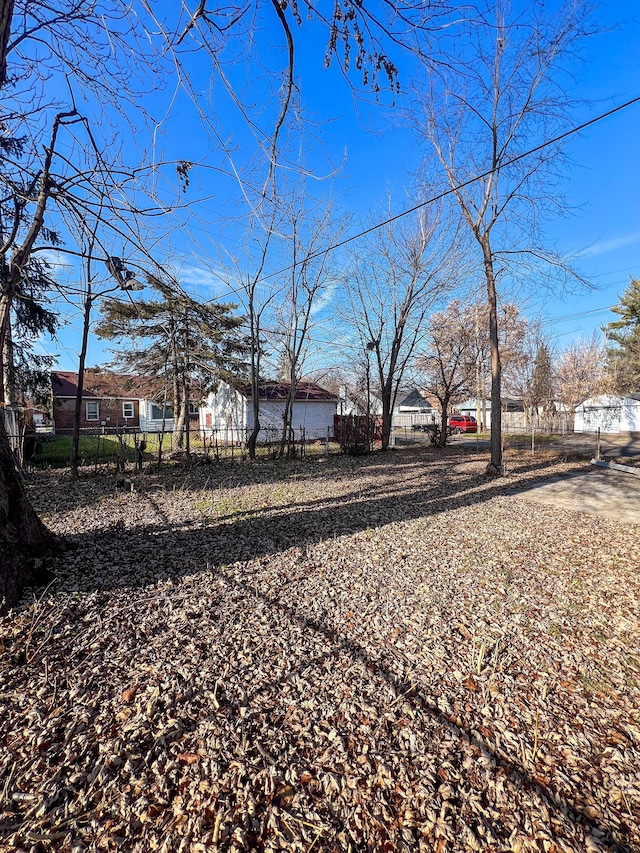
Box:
left=540, top=304, right=616, bottom=325
left=203, top=94, right=640, bottom=302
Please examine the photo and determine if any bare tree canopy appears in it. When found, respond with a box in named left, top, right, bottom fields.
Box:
left=415, top=299, right=476, bottom=445
left=413, top=0, right=594, bottom=473
left=555, top=333, right=610, bottom=409
left=342, top=202, right=462, bottom=450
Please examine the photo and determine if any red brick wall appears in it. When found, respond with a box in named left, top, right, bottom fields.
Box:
left=53, top=397, right=140, bottom=432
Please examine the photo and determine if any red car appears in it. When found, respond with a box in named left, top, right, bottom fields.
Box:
left=448, top=414, right=478, bottom=434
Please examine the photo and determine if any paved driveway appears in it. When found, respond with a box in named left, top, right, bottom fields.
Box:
left=506, top=466, right=640, bottom=525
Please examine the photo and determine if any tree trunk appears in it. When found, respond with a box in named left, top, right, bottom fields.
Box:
left=279, top=363, right=296, bottom=458
left=171, top=369, right=182, bottom=451
left=248, top=379, right=260, bottom=460
left=481, top=235, right=502, bottom=475
left=246, top=320, right=260, bottom=459
left=0, top=0, right=15, bottom=90
left=438, top=394, right=450, bottom=447
left=2, top=315, right=15, bottom=406
left=0, top=413, right=58, bottom=612
left=71, top=294, right=92, bottom=478
left=183, top=379, right=190, bottom=461
left=0, top=287, right=12, bottom=406
left=174, top=397, right=187, bottom=451
left=380, top=382, right=392, bottom=451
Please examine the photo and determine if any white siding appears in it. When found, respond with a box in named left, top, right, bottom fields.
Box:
left=139, top=398, right=175, bottom=433
left=575, top=395, right=640, bottom=434
left=200, top=382, right=337, bottom=442
left=289, top=401, right=336, bottom=439
left=247, top=400, right=336, bottom=440
left=200, top=385, right=247, bottom=442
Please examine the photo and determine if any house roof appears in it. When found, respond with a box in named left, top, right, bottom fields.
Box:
left=235, top=381, right=338, bottom=402
left=459, top=397, right=525, bottom=412
left=397, top=389, right=435, bottom=410
left=576, top=394, right=640, bottom=409
left=51, top=370, right=167, bottom=400
left=52, top=370, right=136, bottom=399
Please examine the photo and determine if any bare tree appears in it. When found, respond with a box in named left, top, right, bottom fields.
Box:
left=416, top=0, right=592, bottom=473
left=219, top=203, right=284, bottom=460
left=416, top=300, right=475, bottom=445
left=271, top=195, right=344, bottom=456
left=0, top=0, right=173, bottom=609
left=555, top=333, right=611, bottom=417
left=343, top=204, right=459, bottom=450
left=146, top=1, right=469, bottom=212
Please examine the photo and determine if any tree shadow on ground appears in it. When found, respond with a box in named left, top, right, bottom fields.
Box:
left=50, top=452, right=568, bottom=590
left=29, top=444, right=450, bottom=515
left=217, top=567, right=633, bottom=853
left=23, top=448, right=633, bottom=852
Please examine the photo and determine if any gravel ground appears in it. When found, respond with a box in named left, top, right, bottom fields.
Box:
left=1, top=446, right=639, bottom=853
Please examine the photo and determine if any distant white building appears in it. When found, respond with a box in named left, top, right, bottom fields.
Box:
left=458, top=397, right=525, bottom=430
left=337, top=387, right=383, bottom=416
left=199, top=381, right=338, bottom=442
left=574, top=394, right=640, bottom=434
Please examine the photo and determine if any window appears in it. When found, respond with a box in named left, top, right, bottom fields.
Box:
left=189, top=402, right=199, bottom=414
left=86, top=401, right=99, bottom=421
left=151, top=403, right=173, bottom=420
left=122, top=401, right=134, bottom=418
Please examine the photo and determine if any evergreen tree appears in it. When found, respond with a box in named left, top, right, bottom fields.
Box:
left=602, top=278, right=640, bottom=393
left=531, top=343, right=554, bottom=411
left=96, top=275, right=248, bottom=450
left=5, top=258, right=59, bottom=408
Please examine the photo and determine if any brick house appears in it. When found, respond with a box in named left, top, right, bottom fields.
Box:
left=51, top=369, right=202, bottom=434
left=51, top=369, right=142, bottom=433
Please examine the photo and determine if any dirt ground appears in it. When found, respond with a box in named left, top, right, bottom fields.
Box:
left=1, top=446, right=639, bottom=853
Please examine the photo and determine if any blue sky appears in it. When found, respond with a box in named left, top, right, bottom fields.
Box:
left=43, top=0, right=640, bottom=372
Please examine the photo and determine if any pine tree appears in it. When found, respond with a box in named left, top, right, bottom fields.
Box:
left=96, top=276, right=248, bottom=450
left=5, top=258, right=60, bottom=408
left=602, top=278, right=640, bottom=393
left=531, top=344, right=554, bottom=411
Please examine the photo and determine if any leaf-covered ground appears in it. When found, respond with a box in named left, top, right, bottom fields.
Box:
left=1, top=447, right=639, bottom=852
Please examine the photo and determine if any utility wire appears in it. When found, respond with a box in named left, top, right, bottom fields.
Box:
left=201, top=94, right=640, bottom=305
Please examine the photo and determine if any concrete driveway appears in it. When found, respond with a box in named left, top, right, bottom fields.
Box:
left=506, top=466, right=640, bottom=525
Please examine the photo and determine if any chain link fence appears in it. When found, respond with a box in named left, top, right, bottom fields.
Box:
left=25, top=423, right=343, bottom=471
left=395, top=423, right=640, bottom=467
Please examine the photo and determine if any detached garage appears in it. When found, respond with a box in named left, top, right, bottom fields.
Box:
left=574, top=394, right=640, bottom=434
left=200, top=381, right=338, bottom=442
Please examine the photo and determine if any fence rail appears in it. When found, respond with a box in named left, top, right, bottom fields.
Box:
left=21, top=423, right=343, bottom=470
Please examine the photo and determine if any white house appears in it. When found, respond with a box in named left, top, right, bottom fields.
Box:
left=396, top=389, right=437, bottom=414
left=337, top=387, right=383, bottom=416
left=393, top=389, right=440, bottom=429
left=199, top=381, right=338, bottom=442
left=574, top=394, right=640, bottom=434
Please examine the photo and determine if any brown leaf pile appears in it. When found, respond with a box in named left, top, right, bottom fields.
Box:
left=1, top=447, right=639, bottom=853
